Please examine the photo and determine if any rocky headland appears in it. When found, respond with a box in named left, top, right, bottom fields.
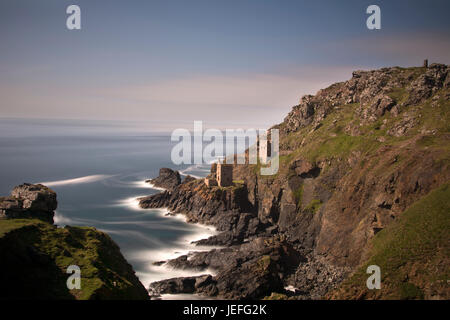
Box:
left=142, top=63, right=450, bottom=300
left=146, top=167, right=181, bottom=191
left=0, top=184, right=149, bottom=300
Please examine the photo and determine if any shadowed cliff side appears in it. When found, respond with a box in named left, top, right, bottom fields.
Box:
left=0, top=185, right=149, bottom=300
left=327, top=183, right=450, bottom=300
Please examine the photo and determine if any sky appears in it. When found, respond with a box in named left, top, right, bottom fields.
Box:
left=1, top=0, right=450, bottom=131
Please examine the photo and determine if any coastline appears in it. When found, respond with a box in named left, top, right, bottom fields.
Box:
left=127, top=181, right=220, bottom=299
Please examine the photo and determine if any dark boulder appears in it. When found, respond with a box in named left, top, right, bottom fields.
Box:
left=146, top=168, right=181, bottom=191
left=149, top=275, right=214, bottom=295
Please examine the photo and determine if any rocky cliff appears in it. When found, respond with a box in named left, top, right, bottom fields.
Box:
left=139, top=178, right=261, bottom=240
left=237, top=63, right=449, bottom=278
left=0, top=184, right=149, bottom=300
left=142, top=63, right=449, bottom=300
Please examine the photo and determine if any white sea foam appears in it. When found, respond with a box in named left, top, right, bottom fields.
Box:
left=131, top=180, right=167, bottom=191
left=119, top=183, right=220, bottom=287
left=145, top=182, right=167, bottom=191
left=54, top=211, right=105, bottom=227
left=115, top=196, right=149, bottom=211
left=54, top=211, right=77, bottom=226
left=130, top=220, right=218, bottom=286
left=39, top=174, right=113, bottom=187
left=179, top=171, right=203, bottom=179
left=179, top=164, right=210, bottom=179
left=131, top=245, right=218, bottom=286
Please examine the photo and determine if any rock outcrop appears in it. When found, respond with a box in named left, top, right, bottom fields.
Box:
left=0, top=183, right=57, bottom=223
left=139, top=179, right=260, bottom=235
left=150, top=275, right=214, bottom=296
left=282, top=64, right=449, bottom=134
left=146, top=168, right=181, bottom=191
left=150, top=237, right=303, bottom=299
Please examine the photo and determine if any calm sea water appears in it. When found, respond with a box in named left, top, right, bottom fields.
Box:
left=0, top=118, right=215, bottom=294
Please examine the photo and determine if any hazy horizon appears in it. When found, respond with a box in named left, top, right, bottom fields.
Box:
left=2, top=0, right=450, bottom=131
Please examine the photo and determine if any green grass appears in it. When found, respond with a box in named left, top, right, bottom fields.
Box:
left=279, top=103, right=388, bottom=164
left=293, top=184, right=304, bottom=208
left=263, top=292, right=288, bottom=300
left=256, top=255, right=273, bottom=275
left=399, top=283, right=424, bottom=300
left=387, top=87, right=409, bottom=105
left=304, top=199, right=323, bottom=214
left=332, top=183, right=450, bottom=299
left=0, top=218, right=38, bottom=237
left=302, top=134, right=369, bottom=163
left=0, top=219, right=146, bottom=300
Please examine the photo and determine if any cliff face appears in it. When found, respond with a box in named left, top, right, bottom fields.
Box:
left=0, top=185, right=149, bottom=300
left=234, top=64, right=450, bottom=271
left=139, top=179, right=262, bottom=242
left=328, top=183, right=450, bottom=300
left=143, top=64, right=449, bottom=300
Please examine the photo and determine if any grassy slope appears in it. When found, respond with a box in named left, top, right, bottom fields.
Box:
left=0, top=218, right=37, bottom=237
left=0, top=219, right=148, bottom=300
left=328, top=183, right=450, bottom=300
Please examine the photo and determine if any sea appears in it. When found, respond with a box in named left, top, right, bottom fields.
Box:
left=0, top=118, right=219, bottom=298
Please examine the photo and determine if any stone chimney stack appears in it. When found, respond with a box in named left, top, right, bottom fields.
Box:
left=423, top=59, right=428, bottom=68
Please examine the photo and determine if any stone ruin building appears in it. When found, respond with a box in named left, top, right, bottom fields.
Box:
left=204, top=161, right=233, bottom=187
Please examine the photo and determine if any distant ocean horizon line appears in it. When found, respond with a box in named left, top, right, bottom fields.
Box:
left=0, top=116, right=272, bottom=137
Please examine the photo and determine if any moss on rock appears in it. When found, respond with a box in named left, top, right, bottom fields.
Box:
left=0, top=219, right=149, bottom=300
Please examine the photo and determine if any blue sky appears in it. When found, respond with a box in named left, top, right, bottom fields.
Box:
left=1, top=0, right=449, bottom=130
